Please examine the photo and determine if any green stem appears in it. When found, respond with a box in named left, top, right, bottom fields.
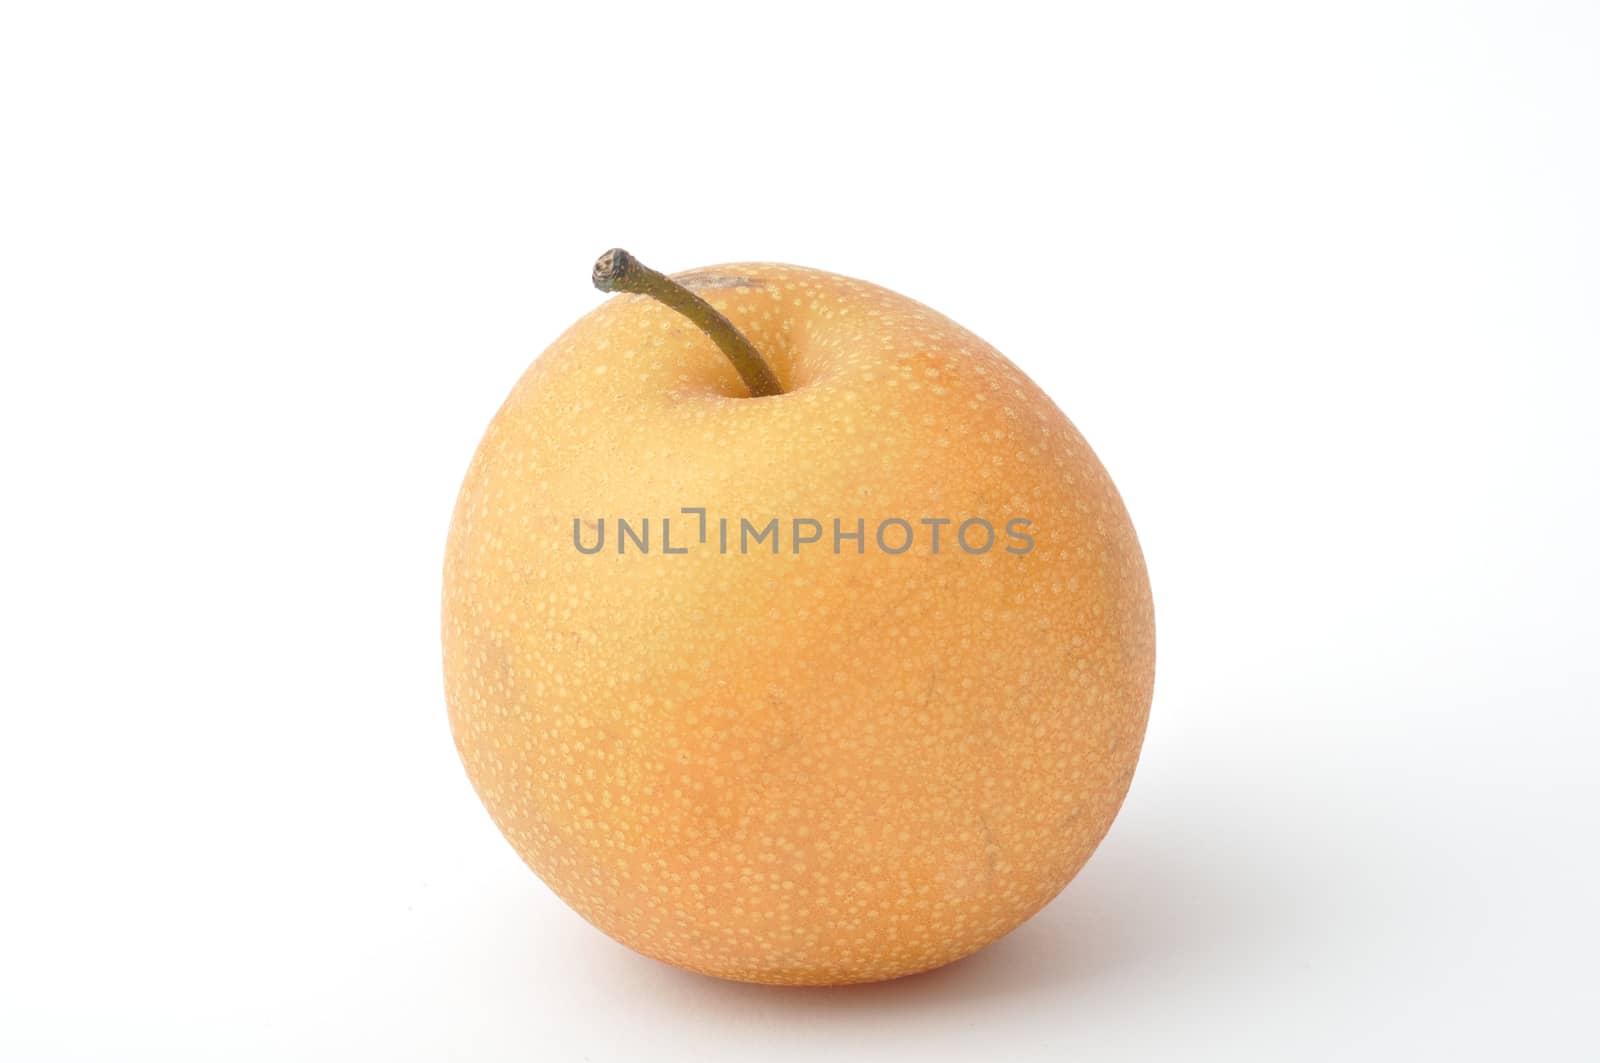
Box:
left=591, top=249, right=783, bottom=398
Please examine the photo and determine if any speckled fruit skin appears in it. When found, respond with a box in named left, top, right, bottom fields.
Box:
left=443, top=263, right=1154, bottom=985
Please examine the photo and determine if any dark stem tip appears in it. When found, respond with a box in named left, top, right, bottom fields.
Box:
left=592, top=248, right=635, bottom=292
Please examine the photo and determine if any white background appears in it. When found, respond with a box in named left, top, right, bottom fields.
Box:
left=2, top=2, right=1597, bottom=1059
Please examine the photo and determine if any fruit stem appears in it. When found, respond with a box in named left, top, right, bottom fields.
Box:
left=592, top=249, right=784, bottom=398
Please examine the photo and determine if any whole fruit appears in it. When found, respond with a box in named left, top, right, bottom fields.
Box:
left=443, top=252, right=1155, bottom=984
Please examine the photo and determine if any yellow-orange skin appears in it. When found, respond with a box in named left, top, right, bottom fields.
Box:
left=443, top=264, right=1154, bottom=985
